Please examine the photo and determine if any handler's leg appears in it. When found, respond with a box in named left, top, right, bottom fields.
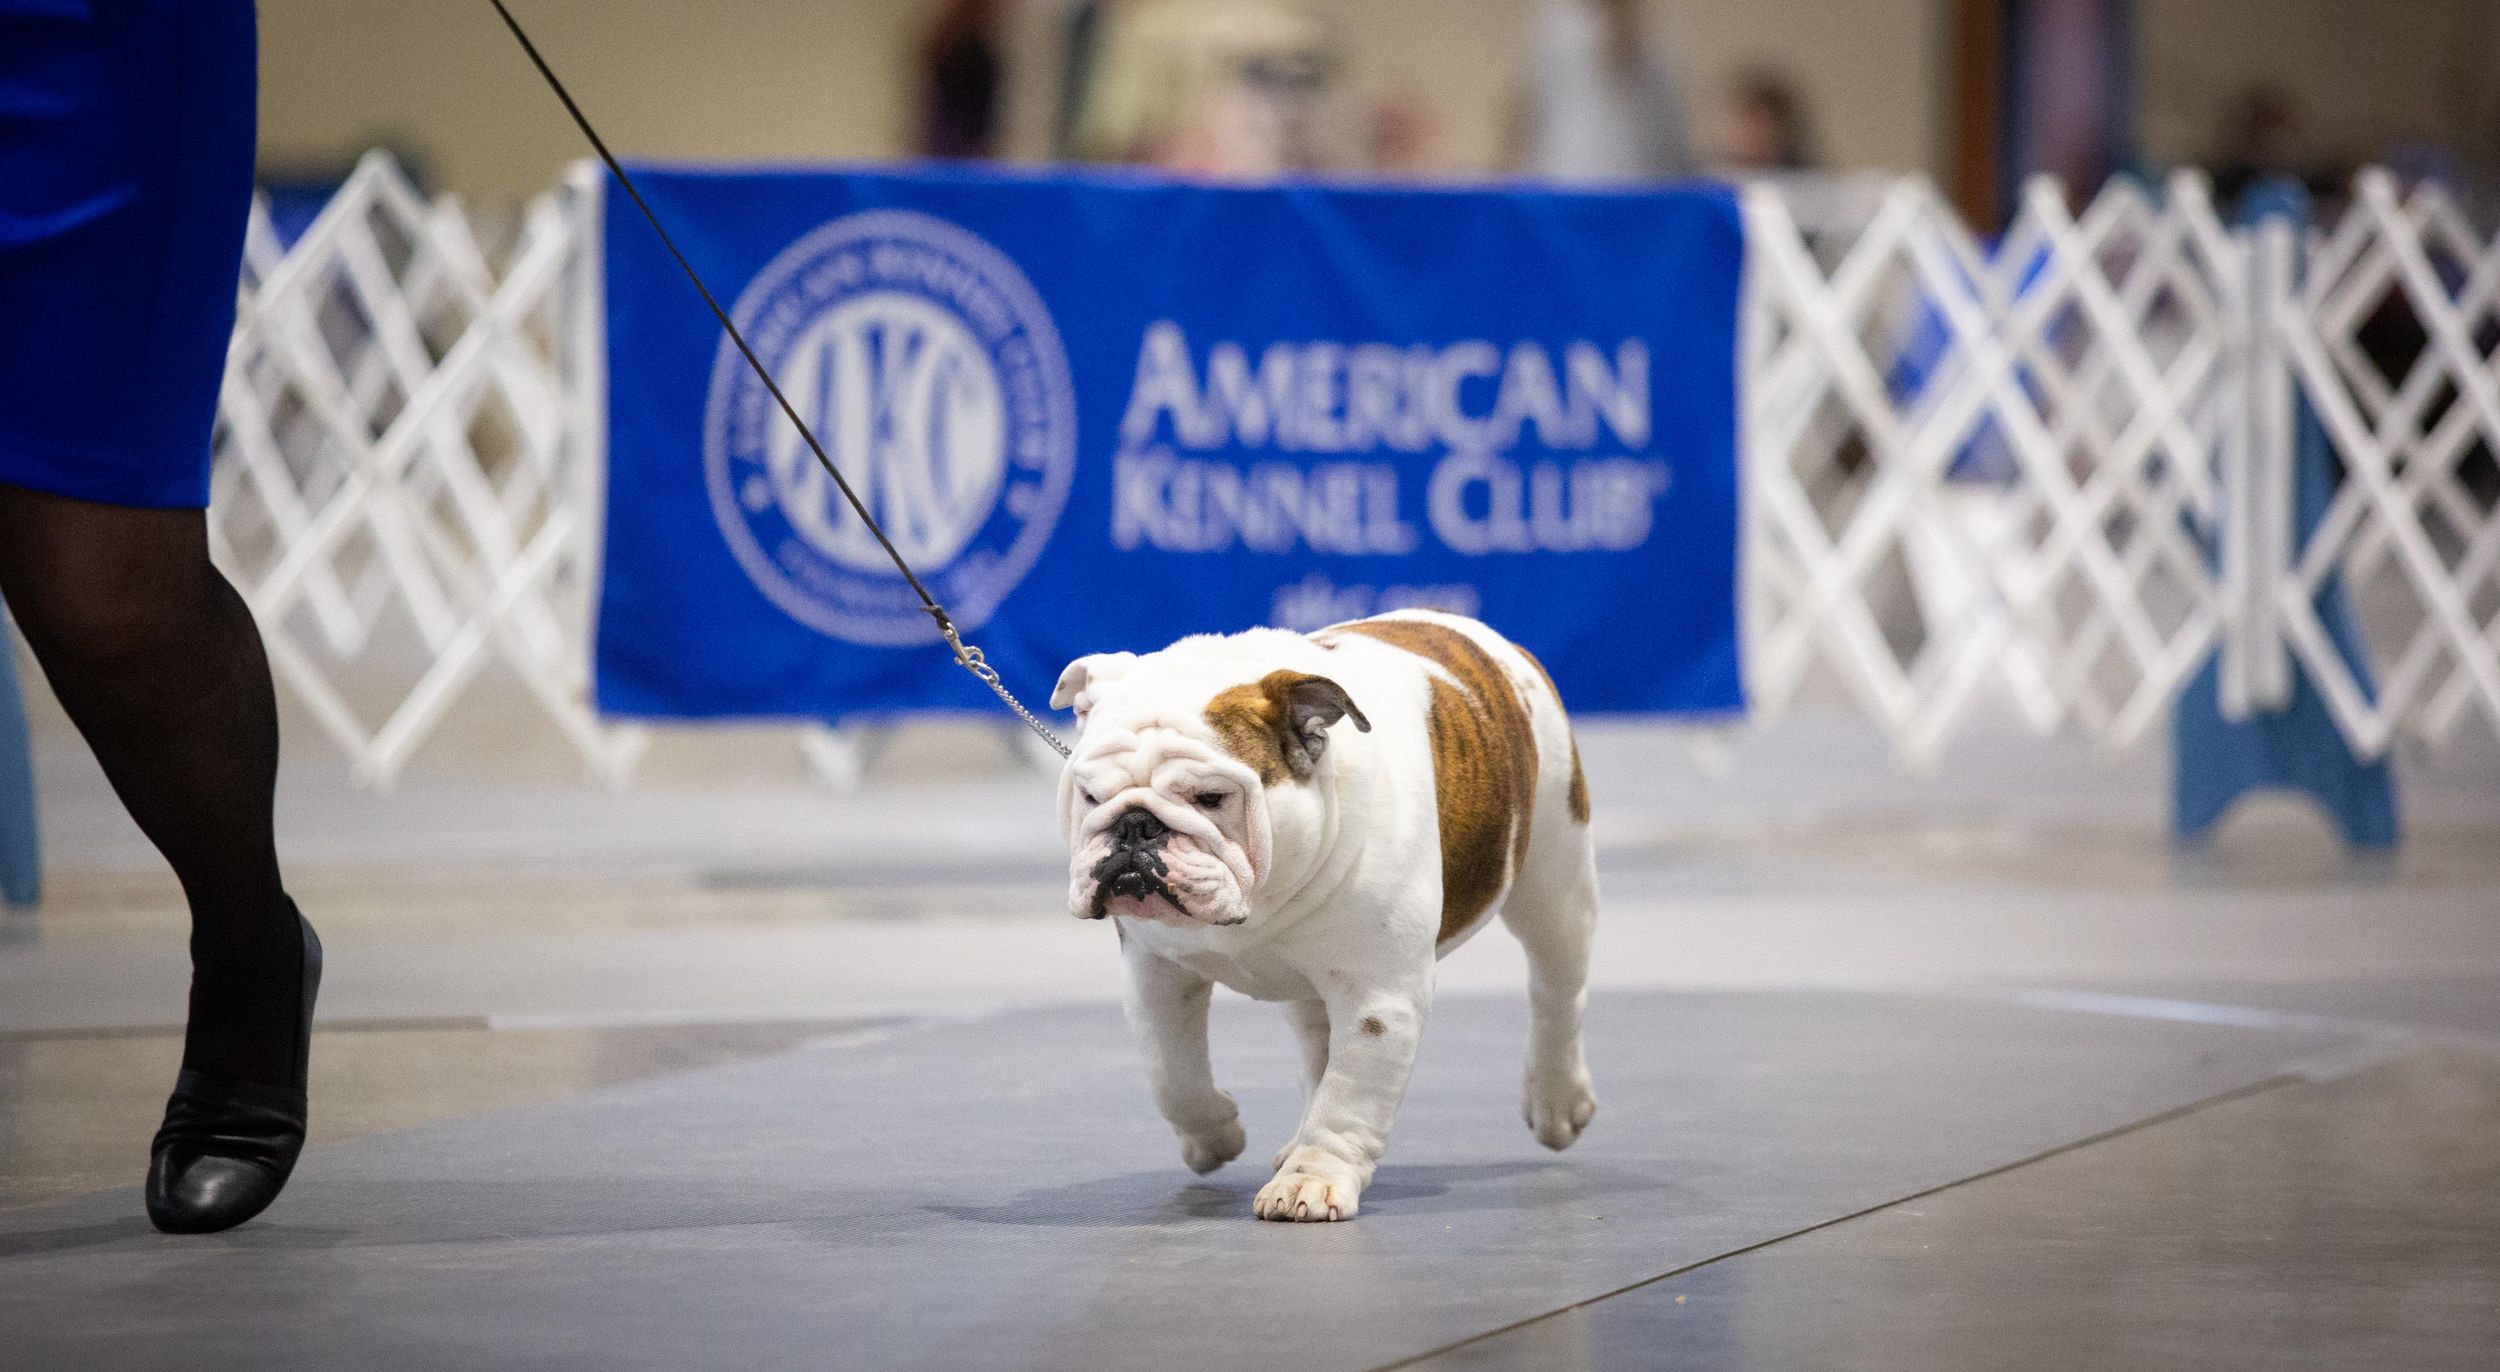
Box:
left=1258, top=974, right=1431, bottom=1222
left=0, top=485, right=319, bottom=1234
left=1123, top=943, right=1246, bottom=1175
left=0, top=486, right=306, bottom=1086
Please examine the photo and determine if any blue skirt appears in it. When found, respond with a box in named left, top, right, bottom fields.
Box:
left=0, top=0, right=256, bottom=510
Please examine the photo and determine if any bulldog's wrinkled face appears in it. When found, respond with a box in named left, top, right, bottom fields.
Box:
left=1060, top=720, right=1266, bottom=927
left=1052, top=650, right=1367, bottom=929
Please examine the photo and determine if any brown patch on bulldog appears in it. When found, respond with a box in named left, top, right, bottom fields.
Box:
left=1515, top=645, right=1592, bottom=825
left=1322, top=618, right=1540, bottom=943
left=1359, top=1015, right=1387, bottom=1037
left=1205, top=682, right=1291, bottom=785
left=1205, top=670, right=1370, bottom=785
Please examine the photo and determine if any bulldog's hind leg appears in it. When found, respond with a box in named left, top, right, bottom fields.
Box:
left=1499, top=833, right=1599, bottom=1151
left=1273, top=999, right=1331, bottom=1171
left=1123, top=944, right=1247, bottom=1175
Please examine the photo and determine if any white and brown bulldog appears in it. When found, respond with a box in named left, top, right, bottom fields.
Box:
left=1053, top=610, right=1600, bottom=1222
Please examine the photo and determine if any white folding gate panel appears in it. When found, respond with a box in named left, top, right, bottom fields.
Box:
left=209, top=155, right=644, bottom=790
left=1744, top=172, right=2243, bottom=767
left=201, top=156, right=2500, bottom=786
left=2273, top=172, right=2500, bottom=758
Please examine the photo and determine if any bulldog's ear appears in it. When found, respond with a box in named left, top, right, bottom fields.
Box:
left=1270, top=671, right=1370, bottom=778
left=1051, top=652, right=1138, bottom=715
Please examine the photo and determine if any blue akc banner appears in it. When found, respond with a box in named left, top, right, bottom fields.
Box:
left=595, top=164, right=1744, bottom=721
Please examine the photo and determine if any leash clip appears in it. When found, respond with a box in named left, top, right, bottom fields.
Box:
left=930, top=607, right=976, bottom=669
left=931, top=608, right=1073, bottom=760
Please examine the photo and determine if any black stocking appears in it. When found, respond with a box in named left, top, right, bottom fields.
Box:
left=0, top=481, right=301, bottom=1087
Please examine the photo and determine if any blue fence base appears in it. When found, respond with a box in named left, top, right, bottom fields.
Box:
left=2172, top=656, right=2398, bottom=850
left=2170, top=178, right=2399, bottom=854
left=0, top=618, right=39, bottom=908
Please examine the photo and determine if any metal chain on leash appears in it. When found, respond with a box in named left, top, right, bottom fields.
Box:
left=939, top=622, right=1071, bottom=759
left=490, top=0, right=1072, bottom=761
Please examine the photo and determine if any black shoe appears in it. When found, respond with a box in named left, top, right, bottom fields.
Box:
left=146, top=907, right=322, bottom=1235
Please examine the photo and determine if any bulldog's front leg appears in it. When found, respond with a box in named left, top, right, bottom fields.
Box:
left=1256, top=972, right=1432, bottom=1223
left=1123, top=943, right=1247, bottom=1175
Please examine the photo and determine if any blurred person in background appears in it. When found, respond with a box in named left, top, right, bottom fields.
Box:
left=2474, top=69, right=2500, bottom=231
left=2209, top=87, right=2314, bottom=207
left=1718, top=68, right=1816, bottom=174
left=0, top=0, right=320, bottom=1235
left=1052, top=0, right=1107, bottom=159
left=1367, top=86, right=1436, bottom=179
left=1513, top=0, right=1696, bottom=184
left=919, top=0, right=1011, bottom=160
left=1069, top=0, right=1342, bottom=177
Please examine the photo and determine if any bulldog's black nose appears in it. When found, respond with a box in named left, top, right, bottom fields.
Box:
left=1110, top=807, right=1168, bottom=848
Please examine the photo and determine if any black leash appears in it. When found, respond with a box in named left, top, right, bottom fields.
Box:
left=488, top=0, right=1070, bottom=758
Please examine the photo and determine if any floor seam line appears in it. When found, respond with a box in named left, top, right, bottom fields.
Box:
left=1367, top=1071, right=2309, bottom=1372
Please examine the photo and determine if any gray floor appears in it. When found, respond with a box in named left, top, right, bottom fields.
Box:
left=1423, top=1046, right=2500, bottom=1372
left=7, top=680, right=2500, bottom=1369
left=0, top=986, right=2409, bottom=1372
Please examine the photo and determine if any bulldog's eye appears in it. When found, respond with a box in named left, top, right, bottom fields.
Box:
left=1194, top=791, right=1227, bottom=810
left=1079, top=789, right=1100, bottom=808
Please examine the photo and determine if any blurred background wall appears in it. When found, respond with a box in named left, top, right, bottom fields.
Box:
left=256, top=0, right=1944, bottom=196
left=254, top=1, right=2500, bottom=215
left=2136, top=0, right=2496, bottom=175
left=255, top=1, right=929, bottom=202
left=1266, top=0, right=1943, bottom=177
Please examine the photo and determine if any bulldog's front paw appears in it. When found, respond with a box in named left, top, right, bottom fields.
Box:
left=1178, top=1113, right=1247, bottom=1175
left=1524, top=1070, right=1599, bottom=1151
left=1254, top=1147, right=1361, bottom=1222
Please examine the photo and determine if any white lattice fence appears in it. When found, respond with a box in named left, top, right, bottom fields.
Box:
left=207, top=156, right=2500, bottom=786
left=209, top=153, right=642, bottom=789
left=2270, top=171, right=2500, bottom=757
left=1745, top=169, right=2500, bottom=767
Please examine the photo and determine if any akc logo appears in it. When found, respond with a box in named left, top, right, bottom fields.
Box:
left=704, top=210, right=1076, bottom=644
